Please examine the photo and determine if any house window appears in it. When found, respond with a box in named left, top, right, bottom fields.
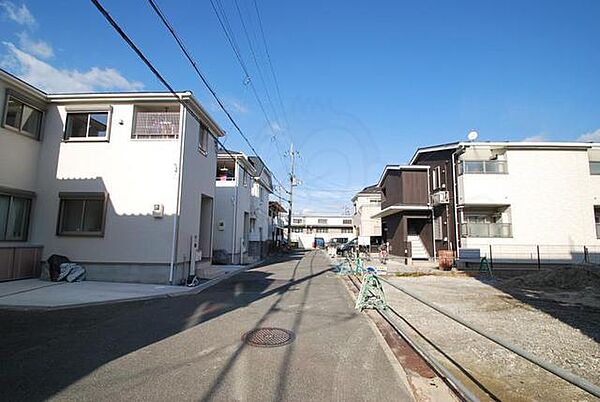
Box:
left=318, top=218, right=328, bottom=224
left=595, top=207, right=600, bottom=239
left=590, top=161, right=600, bottom=175
left=57, top=193, right=106, bottom=236
left=458, top=160, right=508, bottom=175
left=343, top=219, right=352, bottom=225
left=65, top=112, right=109, bottom=140
left=132, top=106, right=179, bottom=139
left=292, top=227, right=303, bottom=233
left=2, top=95, right=43, bottom=139
left=460, top=208, right=512, bottom=238
left=0, top=192, right=32, bottom=241
left=293, top=218, right=302, bottom=224
left=342, top=228, right=353, bottom=234
left=316, top=227, right=328, bottom=233
left=242, top=170, right=248, bottom=186
left=199, top=123, right=209, bottom=154
left=434, top=215, right=443, bottom=240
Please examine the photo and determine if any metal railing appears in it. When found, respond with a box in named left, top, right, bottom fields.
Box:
left=132, top=111, right=180, bottom=139
left=458, top=160, right=508, bottom=174
left=460, top=222, right=512, bottom=238
left=459, top=244, right=600, bottom=269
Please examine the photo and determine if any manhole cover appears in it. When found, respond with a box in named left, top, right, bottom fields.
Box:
left=242, top=327, right=295, bottom=348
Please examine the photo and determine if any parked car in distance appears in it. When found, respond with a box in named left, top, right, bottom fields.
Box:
left=329, top=237, right=349, bottom=246
left=337, top=238, right=358, bottom=255
left=313, top=237, right=325, bottom=249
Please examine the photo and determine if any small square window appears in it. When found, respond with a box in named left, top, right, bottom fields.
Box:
left=199, top=124, right=209, bottom=154
left=0, top=193, right=32, bottom=241
left=57, top=193, right=106, bottom=236
left=3, top=95, right=43, bottom=139
left=65, top=112, right=109, bottom=141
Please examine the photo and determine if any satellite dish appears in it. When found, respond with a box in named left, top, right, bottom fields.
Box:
left=467, top=130, right=479, bottom=141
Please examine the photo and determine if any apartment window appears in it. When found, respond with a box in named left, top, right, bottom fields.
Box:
left=595, top=207, right=600, bottom=239
left=343, top=219, right=352, bottom=225
left=292, top=218, right=303, bottom=224
left=431, top=166, right=443, bottom=190
left=590, top=161, right=600, bottom=175
left=65, top=112, right=109, bottom=140
left=57, top=193, right=106, bottom=236
left=199, top=123, right=209, bottom=154
left=434, top=215, right=443, bottom=240
left=316, top=227, right=328, bottom=233
left=369, top=199, right=380, bottom=204
left=132, top=106, right=179, bottom=139
left=341, top=228, right=353, bottom=234
left=243, top=170, right=248, bottom=186
left=318, top=218, right=328, bottom=224
left=291, top=227, right=303, bottom=233
left=0, top=192, right=32, bottom=241
left=458, top=160, right=508, bottom=175
left=2, top=95, right=43, bottom=139
left=460, top=209, right=512, bottom=238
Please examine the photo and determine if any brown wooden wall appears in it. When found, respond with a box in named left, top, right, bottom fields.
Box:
left=381, top=169, right=429, bottom=209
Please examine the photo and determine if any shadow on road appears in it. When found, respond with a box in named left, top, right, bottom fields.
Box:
left=0, top=250, right=332, bottom=401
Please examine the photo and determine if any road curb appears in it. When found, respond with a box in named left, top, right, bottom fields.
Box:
left=0, top=261, right=261, bottom=312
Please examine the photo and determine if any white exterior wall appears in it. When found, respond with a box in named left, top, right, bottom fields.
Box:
left=32, top=103, right=180, bottom=265
left=458, top=148, right=600, bottom=249
left=176, top=109, right=218, bottom=272
left=0, top=81, right=42, bottom=194
left=213, top=161, right=252, bottom=264
left=352, top=193, right=382, bottom=237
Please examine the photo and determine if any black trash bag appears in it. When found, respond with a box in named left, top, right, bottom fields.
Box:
left=47, top=254, right=71, bottom=282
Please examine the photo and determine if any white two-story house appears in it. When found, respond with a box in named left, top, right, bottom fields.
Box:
left=352, top=184, right=382, bottom=246
left=0, top=68, right=223, bottom=284
left=409, top=141, right=600, bottom=264
left=213, top=151, right=272, bottom=264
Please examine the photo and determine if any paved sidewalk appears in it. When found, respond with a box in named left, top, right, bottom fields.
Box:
left=0, top=264, right=247, bottom=309
left=0, top=250, right=415, bottom=401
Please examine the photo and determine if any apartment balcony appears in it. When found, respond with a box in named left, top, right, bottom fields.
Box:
left=132, top=111, right=180, bottom=139
left=460, top=222, right=512, bottom=238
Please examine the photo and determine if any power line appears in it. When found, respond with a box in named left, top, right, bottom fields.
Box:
left=90, top=0, right=290, bottom=202
left=145, top=0, right=290, bottom=195
left=251, top=0, right=289, bottom=129
left=208, top=0, right=289, bottom=177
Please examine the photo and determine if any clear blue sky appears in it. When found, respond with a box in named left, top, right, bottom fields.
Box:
left=2, top=0, right=599, bottom=213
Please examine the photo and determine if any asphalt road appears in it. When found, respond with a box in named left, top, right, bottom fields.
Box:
left=0, top=250, right=414, bottom=402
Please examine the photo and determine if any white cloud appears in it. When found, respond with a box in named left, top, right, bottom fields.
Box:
left=0, top=1, right=35, bottom=26
left=17, top=32, right=52, bottom=59
left=577, top=128, right=600, bottom=143
left=2, top=42, right=144, bottom=92
left=229, top=99, right=248, bottom=114
left=522, top=135, right=547, bottom=142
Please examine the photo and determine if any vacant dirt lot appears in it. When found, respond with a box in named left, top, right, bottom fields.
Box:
left=382, top=269, right=600, bottom=402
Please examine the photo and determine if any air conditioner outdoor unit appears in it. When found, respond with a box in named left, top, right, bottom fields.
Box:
left=432, top=191, right=450, bottom=205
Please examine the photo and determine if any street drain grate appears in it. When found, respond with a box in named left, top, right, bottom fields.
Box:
left=242, top=328, right=295, bottom=348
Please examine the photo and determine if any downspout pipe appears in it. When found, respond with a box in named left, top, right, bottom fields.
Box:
left=451, top=147, right=462, bottom=254
left=169, top=105, right=187, bottom=284
left=231, top=160, right=239, bottom=264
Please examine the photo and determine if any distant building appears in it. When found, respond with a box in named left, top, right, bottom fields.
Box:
left=213, top=151, right=272, bottom=264
left=268, top=201, right=286, bottom=249
left=373, top=141, right=600, bottom=263
left=0, top=68, right=223, bottom=284
left=351, top=184, right=382, bottom=246
left=287, top=214, right=354, bottom=249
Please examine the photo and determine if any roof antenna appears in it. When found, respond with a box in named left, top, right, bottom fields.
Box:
left=467, top=130, right=479, bottom=142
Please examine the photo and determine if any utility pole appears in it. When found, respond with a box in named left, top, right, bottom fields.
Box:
left=286, top=142, right=298, bottom=244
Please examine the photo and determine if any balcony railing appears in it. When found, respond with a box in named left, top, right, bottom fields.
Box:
left=460, top=222, right=512, bottom=238
left=458, top=160, right=508, bottom=175
left=132, top=111, right=180, bottom=139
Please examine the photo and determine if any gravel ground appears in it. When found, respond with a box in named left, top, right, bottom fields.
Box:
left=381, top=274, right=600, bottom=402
